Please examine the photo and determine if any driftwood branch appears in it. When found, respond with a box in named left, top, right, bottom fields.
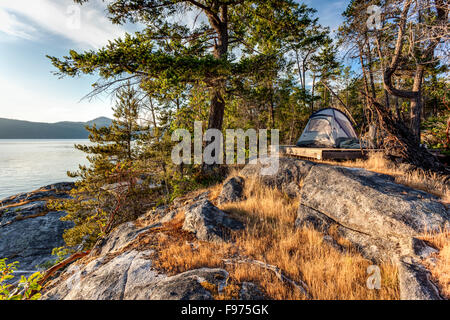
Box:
left=38, top=251, right=90, bottom=287
left=223, top=258, right=311, bottom=299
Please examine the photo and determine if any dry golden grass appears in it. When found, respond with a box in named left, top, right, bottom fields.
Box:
left=221, top=179, right=399, bottom=300
left=149, top=176, right=400, bottom=300
left=420, top=228, right=450, bottom=298
left=322, top=152, right=449, bottom=202
left=206, top=183, right=223, bottom=202
left=200, top=281, right=241, bottom=300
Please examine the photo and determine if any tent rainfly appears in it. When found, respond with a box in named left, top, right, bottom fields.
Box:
left=296, top=108, right=359, bottom=148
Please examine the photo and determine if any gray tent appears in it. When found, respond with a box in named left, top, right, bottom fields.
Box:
left=296, top=108, right=359, bottom=148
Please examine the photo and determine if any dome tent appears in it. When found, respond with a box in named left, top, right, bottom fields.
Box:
left=296, top=108, right=359, bottom=148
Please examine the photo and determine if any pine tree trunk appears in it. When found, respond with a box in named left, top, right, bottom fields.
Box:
left=410, top=65, right=425, bottom=143
left=310, top=74, right=316, bottom=112
left=203, top=5, right=229, bottom=171
left=208, top=90, right=226, bottom=131
left=269, top=83, right=275, bottom=128
left=365, top=36, right=377, bottom=99
left=357, top=44, right=371, bottom=110
left=207, top=5, right=228, bottom=132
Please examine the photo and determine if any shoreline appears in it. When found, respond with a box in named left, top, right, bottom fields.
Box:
left=0, top=182, right=75, bottom=278
left=0, top=182, right=75, bottom=206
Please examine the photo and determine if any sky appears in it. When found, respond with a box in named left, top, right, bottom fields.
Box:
left=0, top=0, right=347, bottom=123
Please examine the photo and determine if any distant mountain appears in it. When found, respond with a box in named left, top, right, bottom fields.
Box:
left=85, top=117, right=113, bottom=128
left=0, top=117, right=113, bottom=139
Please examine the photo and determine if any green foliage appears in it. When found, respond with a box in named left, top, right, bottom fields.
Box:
left=422, top=113, right=450, bottom=152
left=0, top=259, right=42, bottom=300
left=49, top=85, right=162, bottom=250
left=45, top=1, right=448, bottom=185
left=48, top=0, right=332, bottom=138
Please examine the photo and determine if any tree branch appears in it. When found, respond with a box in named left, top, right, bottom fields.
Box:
left=223, top=258, right=311, bottom=299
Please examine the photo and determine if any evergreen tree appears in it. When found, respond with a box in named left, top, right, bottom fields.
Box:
left=50, top=85, right=154, bottom=250
left=48, top=0, right=321, bottom=134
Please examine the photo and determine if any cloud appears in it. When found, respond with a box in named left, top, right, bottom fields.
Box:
left=0, top=0, right=127, bottom=49
left=0, top=10, right=37, bottom=40
left=0, top=75, right=113, bottom=123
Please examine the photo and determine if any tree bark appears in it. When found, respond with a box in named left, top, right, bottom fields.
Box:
left=206, top=4, right=228, bottom=132
left=373, top=32, right=392, bottom=112
left=310, top=73, right=316, bottom=112
left=446, top=116, right=450, bottom=148
left=38, top=251, right=90, bottom=287
left=381, top=0, right=443, bottom=145
left=365, top=35, right=377, bottom=99
left=383, top=0, right=416, bottom=99
left=395, top=95, right=401, bottom=120
left=357, top=43, right=371, bottom=109
left=149, top=98, right=158, bottom=129
left=202, top=4, right=229, bottom=170
left=269, top=82, right=275, bottom=128
left=295, top=49, right=304, bottom=90
left=410, top=64, right=425, bottom=143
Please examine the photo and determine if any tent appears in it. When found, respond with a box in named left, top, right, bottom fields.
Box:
left=296, top=108, right=359, bottom=148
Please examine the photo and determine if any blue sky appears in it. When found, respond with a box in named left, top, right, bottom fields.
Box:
left=0, top=0, right=348, bottom=123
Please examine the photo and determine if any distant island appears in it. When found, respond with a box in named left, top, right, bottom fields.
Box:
left=0, top=117, right=112, bottom=139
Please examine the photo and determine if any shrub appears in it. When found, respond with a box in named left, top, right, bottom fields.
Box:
left=0, top=259, right=42, bottom=300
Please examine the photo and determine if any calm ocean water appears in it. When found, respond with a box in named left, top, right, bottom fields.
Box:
left=0, top=140, right=91, bottom=200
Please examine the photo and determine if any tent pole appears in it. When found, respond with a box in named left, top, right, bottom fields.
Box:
left=320, top=81, right=357, bottom=125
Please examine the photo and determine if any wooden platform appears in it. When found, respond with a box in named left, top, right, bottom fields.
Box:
left=280, top=145, right=369, bottom=161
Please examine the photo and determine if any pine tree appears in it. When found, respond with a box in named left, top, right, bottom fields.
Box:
left=50, top=85, right=154, bottom=250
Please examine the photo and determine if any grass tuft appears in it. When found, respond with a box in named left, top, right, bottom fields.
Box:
left=420, top=227, right=450, bottom=298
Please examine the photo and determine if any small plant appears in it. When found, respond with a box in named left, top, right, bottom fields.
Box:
left=0, top=259, right=43, bottom=300
left=52, top=247, right=74, bottom=264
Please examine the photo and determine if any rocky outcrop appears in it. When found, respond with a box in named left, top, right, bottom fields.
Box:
left=43, top=219, right=256, bottom=300
left=183, top=199, right=244, bottom=242
left=294, top=164, right=448, bottom=300
left=398, top=256, right=443, bottom=300
left=243, top=158, right=449, bottom=300
left=36, top=158, right=450, bottom=300
left=144, top=268, right=229, bottom=300
left=44, top=247, right=237, bottom=301
left=217, top=176, right=245, bottom=205
left=44, top=249, right=160, bottom=300
left=91, top=221, right=160, bottom=257
left=241, top=157, right=314, bottom=198
left=296, top=165, right=448, bottom=240
left=0, top=183, right=75, bottom=276
left=239, top=282, right=265, bottom=300
left=137, top=191, right=213, bottom=226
